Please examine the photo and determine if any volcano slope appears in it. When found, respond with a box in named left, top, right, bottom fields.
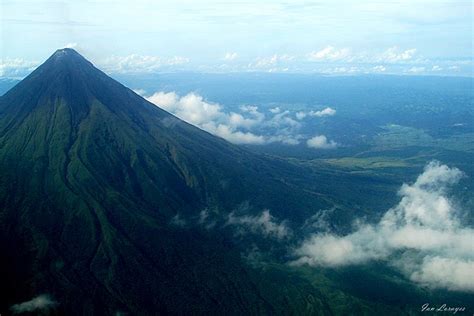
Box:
left=0, top=49, right=353, bottom=315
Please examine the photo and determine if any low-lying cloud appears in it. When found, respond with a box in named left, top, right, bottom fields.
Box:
left=227, top=209, right=291, bottom=239
left=307, top=135, right=338, bottom=149
left=147, top=91, right=266, bottom=144
left=147, top=91, right=331, bottom=146
left=296, top=107, right=336, bottom=120
left=292, top=161, right=474, bottom=292
left=10, top=294, right=58, bottom=314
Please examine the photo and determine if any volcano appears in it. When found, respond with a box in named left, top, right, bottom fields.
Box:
left=0, top=49, right=334, bottom=315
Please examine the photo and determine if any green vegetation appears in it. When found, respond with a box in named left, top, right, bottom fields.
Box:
left=0, top=49, right=472, bottom=315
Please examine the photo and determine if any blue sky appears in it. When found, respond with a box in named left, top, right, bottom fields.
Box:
left=1, top=0, right=472, bottom=77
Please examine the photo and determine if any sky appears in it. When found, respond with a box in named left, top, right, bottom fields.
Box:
left=0, top=0, right=472, bottom=77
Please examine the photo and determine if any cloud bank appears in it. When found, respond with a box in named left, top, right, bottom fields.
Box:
left=293, top=161, right=474, bottom=292
left=147, top=91, right=329, bottom=145
left=1, top=46, right=470, bottom=78
left=10, top=294, right=58, bottom=314
left=0, top=58, right=39, bottom=78
left=307, top=46, right=420, bottom=64
left=147, top=91, right=265, bottom=144
left=100, top=54, right=190, bottom=73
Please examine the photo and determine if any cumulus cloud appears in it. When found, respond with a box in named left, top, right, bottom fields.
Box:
left=308, top=46, right=352, bottom=62
left=268, top=110, right=301, bottom=128
left=307, top=135, right=338, bottom=149
left=10, top=294, right=58, bottom=314
left=311, top=107, right=336, bottom=117
left=147, top=91, right=307, bottom=145
left=269, top=107, right=281, bottom=114
left=296, top=111, right=307, bottom=120
left=295, top=107, right=336, bottom=120
left=100, top=54, right=189, bottom=73
left=227, top=209, right=291, bottom=239
left=147, top=91, right=265, bottom=144
left=305, top=46, right=421, bottom=69
left=212, top=125, right=265, bottom=144
left=378, top=47, right=417, bottom=63
left=372, top=65, right=386, bottom=72
left=292, top=161, right=474, bottom=292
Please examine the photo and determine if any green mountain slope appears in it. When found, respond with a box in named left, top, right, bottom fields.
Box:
left=0, top=49, right=339, bottom=315
left=3, top=49, right=461, bottom=315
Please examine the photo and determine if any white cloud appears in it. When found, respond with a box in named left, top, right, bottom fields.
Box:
left=132, top=88, right=146, bottom=96
left=292, top=161, right=474, bottom=292
left=296, top=111, right=307, bottom=120
left=64, top=42, right=78, bottom=49
left=148, top=91, right=179, bottom=108
left=308, top=46, right=352, bottom=62
left=100, top=54, right=190, bottom=73
left=10, top=294, right=58, bottom=314
left=168, top=92, right=222, bottom=125
left=227, top=209, right=291, bottom=239
left=307, top=135, right=338, bottom=149
left=310, top=107, right=336, bottom=117
left=269, top=110, right=301, bottom=128
left=372, top=65, right=386, bottom=72
left=267, top=134, right=301, bottom=145
left=0, top=58, right=38, bottom=78
left=269, top=107, right=281, bottom=114
left=296, top=107, right=336, bottom=120
left=408, top=256, right=474, bottom=292
left=252, top=54, right=294, bottom=69
left=306, top=46, right=422, bottom=68
left=212, top=124, right=266, bottom=144
left=147, top=91, right=309, bottom=145
left=407, top=66, right=426, bottom=73
left=321, top=66, right=360, bottom=74
left=431, top=65, right=442, bottom=72
left=147, top=91, right=266, bottom=144
left=378, top=47, right=417, bottom=63
left=224, top=52, right=238, bottom=61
